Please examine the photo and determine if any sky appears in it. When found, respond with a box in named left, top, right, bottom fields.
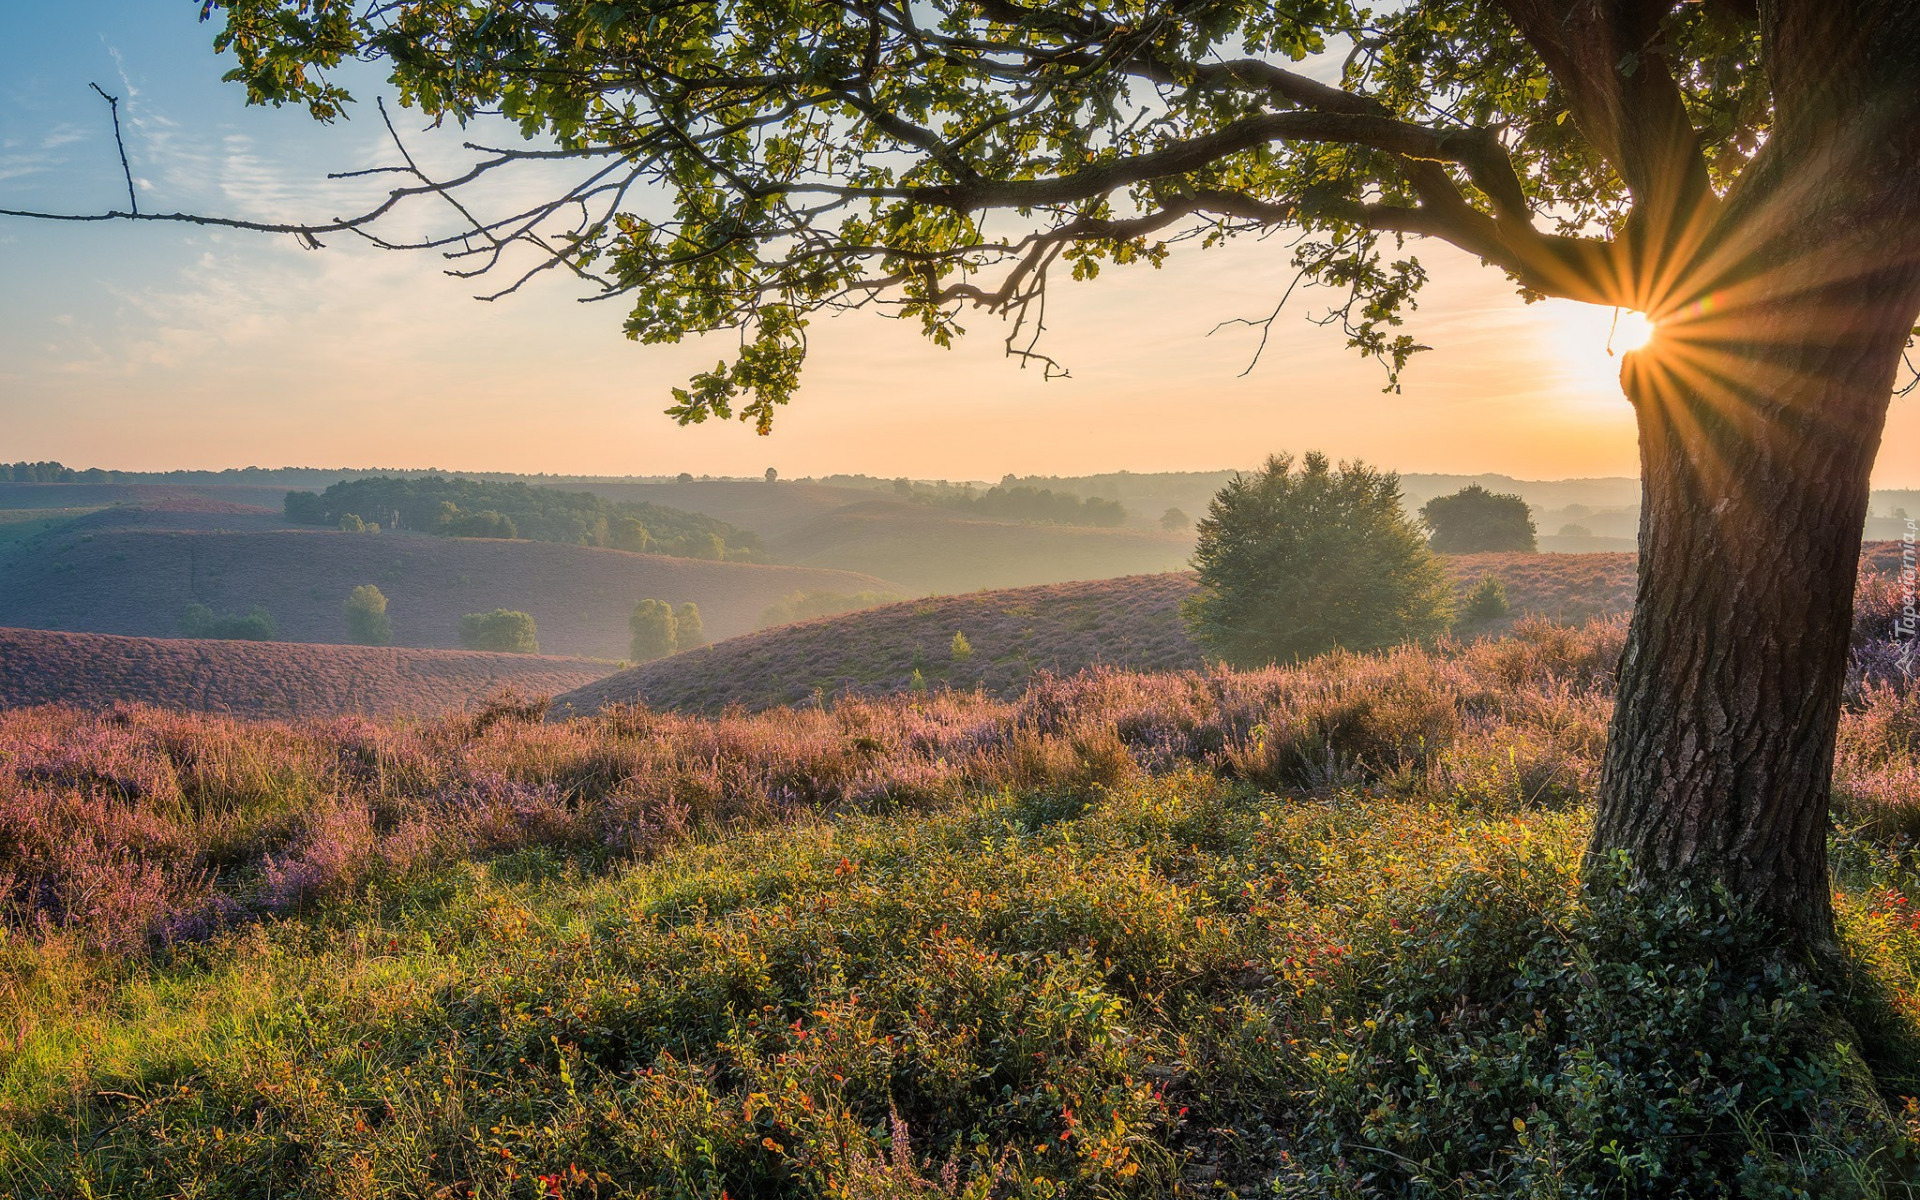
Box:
left=3, top=5, right=1917, bottom=483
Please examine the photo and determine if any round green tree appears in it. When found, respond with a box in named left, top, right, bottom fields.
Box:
left=459, top=609, right=539, bottom=654
left=1184, top=453, right=1452, bottom=666
left=674, top=602, right=707, bottom=649
left=343, top=584, right=393, bottom=646
left=1421, top=484, right=1538, bottom=553
left=629, top=599, right=679, bottom=662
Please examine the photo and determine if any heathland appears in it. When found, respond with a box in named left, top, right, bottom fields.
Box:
left=4, top=598, right=1920, bottom=1193
left=556, top=551, right=1638, bottom=716
left=0, top=505, right=893, bottom=659
left=0, top=627, right=616, bottom=720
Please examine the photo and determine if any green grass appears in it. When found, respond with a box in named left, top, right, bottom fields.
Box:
left=0, top=508, right=95, bottom=549
left=5, top=775, right=1919, bottom=1197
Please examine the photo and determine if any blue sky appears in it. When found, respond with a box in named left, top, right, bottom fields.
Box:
left=3, top=3, right=1914, bottom=482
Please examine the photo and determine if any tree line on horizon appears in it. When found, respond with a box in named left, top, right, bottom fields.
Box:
left=284, top=476, right=763, bottom=561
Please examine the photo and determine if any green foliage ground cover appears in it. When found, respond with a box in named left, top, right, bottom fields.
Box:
left=5, top=774, right=1920, bottom=1194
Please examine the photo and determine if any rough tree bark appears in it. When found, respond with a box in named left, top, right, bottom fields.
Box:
left=1590, top=0, right=1920, bottom=942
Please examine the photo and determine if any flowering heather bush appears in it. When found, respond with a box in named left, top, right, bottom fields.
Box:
left=10, top=606, right=1920, bottom=961
left=0, top=626, right=614, bottom=719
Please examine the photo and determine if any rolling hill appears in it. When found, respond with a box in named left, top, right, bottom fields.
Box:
left=0, top=526, right=898, bottom=659
left=771, top=499, right=1196, bottom=593
left=553, top=551, right=1645, bottom=716
left=550, top=481, right=1198, bottom=592
left=0, top=627, right=614, bottom=720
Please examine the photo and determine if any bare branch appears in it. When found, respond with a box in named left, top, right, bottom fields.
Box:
left=87, top=83, right=137, bottom=216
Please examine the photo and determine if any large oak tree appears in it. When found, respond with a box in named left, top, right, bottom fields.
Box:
left=13, top=0, right=1920, bottom=945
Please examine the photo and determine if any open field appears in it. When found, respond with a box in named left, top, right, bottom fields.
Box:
left=0, top=627, right=616, bottom=720
left=556, top=551, right=1644, bottom=715
left=0, top=527, right=896, bottom=658
left=4, top=616, right=1919, bottom=1194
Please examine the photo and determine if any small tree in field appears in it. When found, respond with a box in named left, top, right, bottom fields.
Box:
left=1461, top=576, right=1512, bottom=623
left=950, top=631, right=973, bottom=663
left=1185, top=453, right=1453, bottom=666
left=764, top=467, right=778, bottom=484
left=1161, top=508, right=1191, bottom=532
left=1422, top=485, right=1538, bottom=553
left=343, top=585, right=392, bottom=646
left=629, top=599, right=678, bottom=662
left=675, top=603, right=707, bottom=649
left=460, top=610, right=539, bottom=654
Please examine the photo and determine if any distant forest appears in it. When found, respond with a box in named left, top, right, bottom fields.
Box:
left=284, top=477, right=765, bottom=560
left=930, top=484, right=1127, bottom=526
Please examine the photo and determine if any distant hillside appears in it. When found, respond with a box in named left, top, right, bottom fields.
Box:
left=552, top=574, right=1200, bottom=717
left=284, top=476, right=765, bottom=559
left=0, top=527, right=897, bottom=659
left=0, top=627, right=613, bottom=720
left=555, top=551, right=1645, bottom=717
left=774, top=500, right=1196, bottom=593
left=558, top=479, right=891, bottom=541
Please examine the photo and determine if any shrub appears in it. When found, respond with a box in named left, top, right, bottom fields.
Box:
left=1160, top=506, right=1191, bottom=531
left=1421, top=483, right=1539, bottom=552
left=950, top=630, right=974, bottom=662
left=1184, top=451, right=1454, bottom=666
left=764, top=466, right=778, bottom=483
left=675, top=602, right=707, bottom=649
left=460, top=609, right=539, bottom=654
left=343, top=585, right=393, bottom=646
left=630, top=599, right=678, bottom=662
left=337, top=513, right=366, bottom=533
left=1462, top=575, right=1512, bottom=622
left=1559, top=522, right=1593, bottom=536
left=177, top=603, right=277, bottom=641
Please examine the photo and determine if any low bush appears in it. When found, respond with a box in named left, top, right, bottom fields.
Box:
left=459, top=608, right=539, bottom=654
left=177, top=602, right=276, bottom=641
left=1461, top=573, right=1512, bottom=623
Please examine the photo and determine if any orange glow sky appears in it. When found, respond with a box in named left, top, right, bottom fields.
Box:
left=5, top=4, right=1920, bottom=483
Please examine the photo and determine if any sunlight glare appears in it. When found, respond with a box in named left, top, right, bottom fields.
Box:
left=1610, top=309, right=1657, bottom=354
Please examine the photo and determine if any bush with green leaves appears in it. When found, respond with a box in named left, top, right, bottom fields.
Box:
left=1422, top=483, right=1539, bottom=553
left=343, top=585, right=392, bottom=646
left=950, top=630, right=973, bottom=662
left=177, top=603, right=276, bottom=641
left=1184, top=452, right=1453, bottom=666
left=629, top=600, right=678, bottom=662
left=675, top=602, right=707, bottom=649
left=459, top=609, right=539, bottom=654
left=1462, top=575, right=1512, bottom=623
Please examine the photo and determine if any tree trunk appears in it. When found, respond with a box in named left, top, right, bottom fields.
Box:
left=1592, top=257, right=1920, bottom=945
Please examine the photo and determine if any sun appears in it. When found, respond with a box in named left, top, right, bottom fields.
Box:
left=1610, top=309, right=1657, bottom=354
